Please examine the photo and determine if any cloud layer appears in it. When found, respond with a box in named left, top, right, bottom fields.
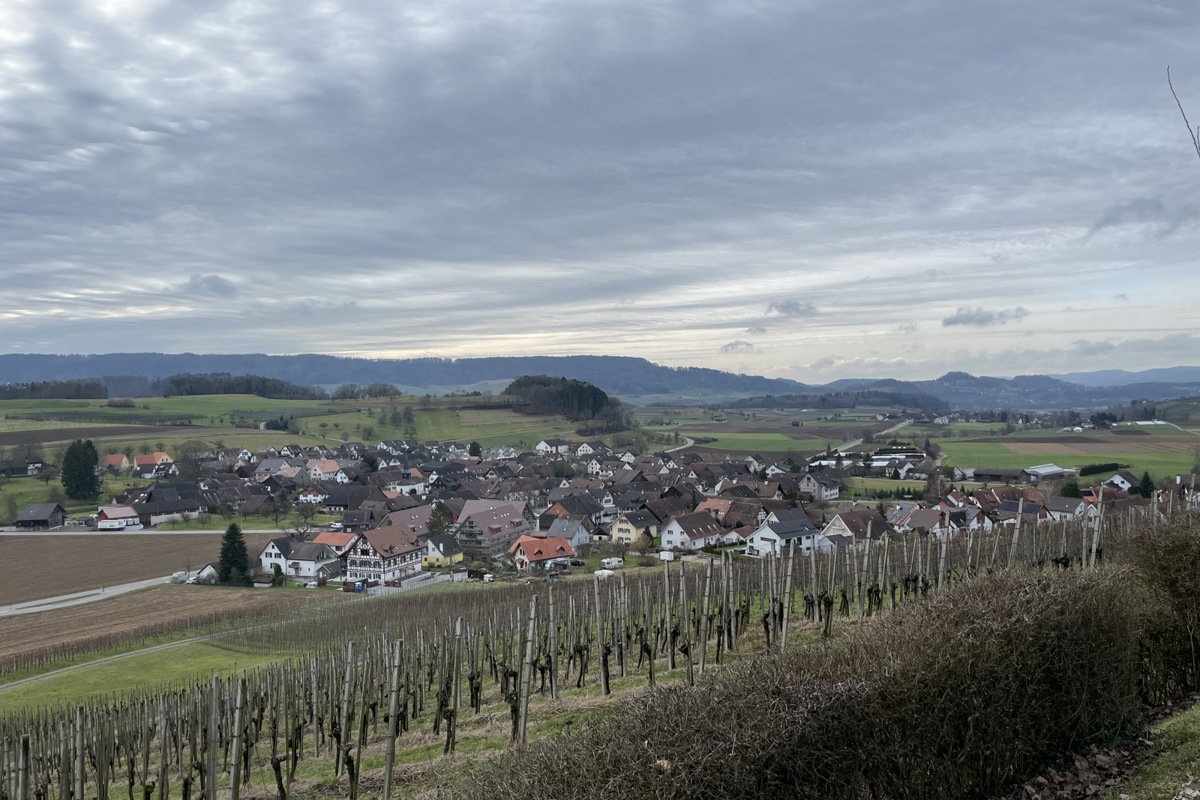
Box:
left=942, top=307, right=1030, bottom=327
left=1, top=0, right=1198, bottom=380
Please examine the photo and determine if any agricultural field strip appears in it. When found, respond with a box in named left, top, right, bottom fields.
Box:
left=0, top=608, right=351, bottom=699
left=1, top=578, right=165, bottom=616
left=0, top=532, right=280, bottom=606
left=0, top=635, right=213, bottom=695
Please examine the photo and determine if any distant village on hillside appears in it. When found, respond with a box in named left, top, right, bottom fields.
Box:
left=7, top=422, right=1199, bottom=592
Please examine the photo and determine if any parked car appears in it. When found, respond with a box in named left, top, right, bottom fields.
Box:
left=569, top=559, right=585, bottom=567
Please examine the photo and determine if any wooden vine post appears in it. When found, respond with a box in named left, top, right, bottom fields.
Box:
left=230, top=678, right=246, bottom=800
left=780, top=541, right=795, bottom=651
left=548, top=587, right=559, bottom=700
left=517, top=593, right=538, bottom=745
left=679, top=561, right=694, bottom=685
left=593, top=577, right=610, bottom=695
left=699, top=557, right=713, bottom=675
left=207, top=677, right=219, bottom=800
left=1007, top=498, right=1024, bottom=568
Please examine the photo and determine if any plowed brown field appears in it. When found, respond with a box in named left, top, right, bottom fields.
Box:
left=0, top=532, right=278, bottom=605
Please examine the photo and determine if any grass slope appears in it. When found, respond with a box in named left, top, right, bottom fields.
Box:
left=1105, top=700, right=1200, bottom=799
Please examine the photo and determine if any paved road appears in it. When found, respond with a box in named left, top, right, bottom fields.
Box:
left=0, top=575, right=176, bottom=617
left=836, top=419, right=912, bottom=454
left=0, top=527, right=287, bottom=536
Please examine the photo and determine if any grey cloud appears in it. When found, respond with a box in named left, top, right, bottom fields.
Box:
left=180, top=275, right=238, bottom=297
left=1089, top=197, right=1166, bottom=234
left=746, top=326, right=767, bottom=335
left=297, top=299, right=360, bottom=318
left=766, top=300, right=817, bottom=318
left=1087, top=197, right=1200, bottom=238
left=1067, top=339, right=1119, bottom=357
left=720, top=340, right=756, bottom=353
left=942, top=306, right=1029, bottom=327
left=1114, top=293, right=1129, bottom=302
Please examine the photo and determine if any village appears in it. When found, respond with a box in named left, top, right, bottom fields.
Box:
left=9, top=430, right=1200, bottom=594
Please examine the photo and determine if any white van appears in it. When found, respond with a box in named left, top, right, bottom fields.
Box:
left=600, top=557, right=624, bottom=570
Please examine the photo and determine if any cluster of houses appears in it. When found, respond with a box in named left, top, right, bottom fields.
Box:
left=11, top=435, right=1200, bottom=589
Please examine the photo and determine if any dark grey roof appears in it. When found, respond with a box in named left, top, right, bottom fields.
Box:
left=16, top=503, right=64, bottom=522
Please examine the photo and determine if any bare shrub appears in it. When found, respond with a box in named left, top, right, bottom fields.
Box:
left=460, top=569, right=1145, bottom=800
left=1126, top=513, right=1200, bottom=698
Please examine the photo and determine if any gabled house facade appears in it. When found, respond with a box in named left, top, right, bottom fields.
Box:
left=258, top=537, right=341, bottom=579
left=610, top=510, right=660, bottom=547
left=798, top=472, right=841, bottom=502
left=509, top=534, right=574, bottom=572
left=343, top=525, right=424, bottom=584
left=660, top=512, right=724, bottom=552
left=423, top=535, right=464, bottom=569
left=454, top=501, right=532, bottom=558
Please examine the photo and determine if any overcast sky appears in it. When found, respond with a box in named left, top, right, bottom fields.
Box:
left=3, top=0, right=1199, bottom=381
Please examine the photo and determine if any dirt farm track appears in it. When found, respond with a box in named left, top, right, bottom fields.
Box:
left=0, top=532, right=279, bottom=606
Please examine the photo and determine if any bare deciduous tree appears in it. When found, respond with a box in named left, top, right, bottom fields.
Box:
left=1169, top=66, right=1200, bottom=160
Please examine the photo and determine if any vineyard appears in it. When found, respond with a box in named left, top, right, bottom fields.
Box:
left=0, top=502, right=1195, bottom=800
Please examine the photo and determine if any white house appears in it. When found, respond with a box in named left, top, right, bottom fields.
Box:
left=798, top=472, right=841, bottom=502
left=1044, top=496, right=1091, bottom=522
left=746, top=509, right=830, bottom=556
left=1104, top=471, right=1140, bottom=493
left=659, top=512, right=725, bottom=552
left=307, top=459, right=351, bottom=483
left=546, top=518, right=592, bottom=553
left=258, top=537, right=342, bottom=579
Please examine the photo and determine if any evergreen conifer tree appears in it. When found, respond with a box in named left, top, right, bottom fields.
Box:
left=218, top=522, right=252, bottom=585
left=60, top=439, right=101, bottom=500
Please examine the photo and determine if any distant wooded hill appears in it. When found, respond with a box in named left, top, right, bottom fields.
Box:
left=2, top=353, right=1199, bottom=410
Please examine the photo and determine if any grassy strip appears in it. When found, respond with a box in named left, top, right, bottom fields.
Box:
left=0, top=641, right=287, bottom=712
left=937, top=440, right=1194, bottom=480
left=1105, top=700, right=1200, bottom=799
left=674, top=431, right=823, bottom=452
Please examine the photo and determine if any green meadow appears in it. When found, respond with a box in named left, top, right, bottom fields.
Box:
left=676, top=431, right=823, bottom=453
left=0, top=640, right=288, bottom=712
left=936, top=440, right=1194, bottom=481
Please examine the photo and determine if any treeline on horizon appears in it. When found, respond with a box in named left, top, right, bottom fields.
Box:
left=726, top=389, right=951, bottom=414
left=0, top=374, right=325, bottom=401
left=0, top=379, right=108, bottom=400
left=160, top=373, right=326, bottom=400
left=0, top=352, right=811, bottom=397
